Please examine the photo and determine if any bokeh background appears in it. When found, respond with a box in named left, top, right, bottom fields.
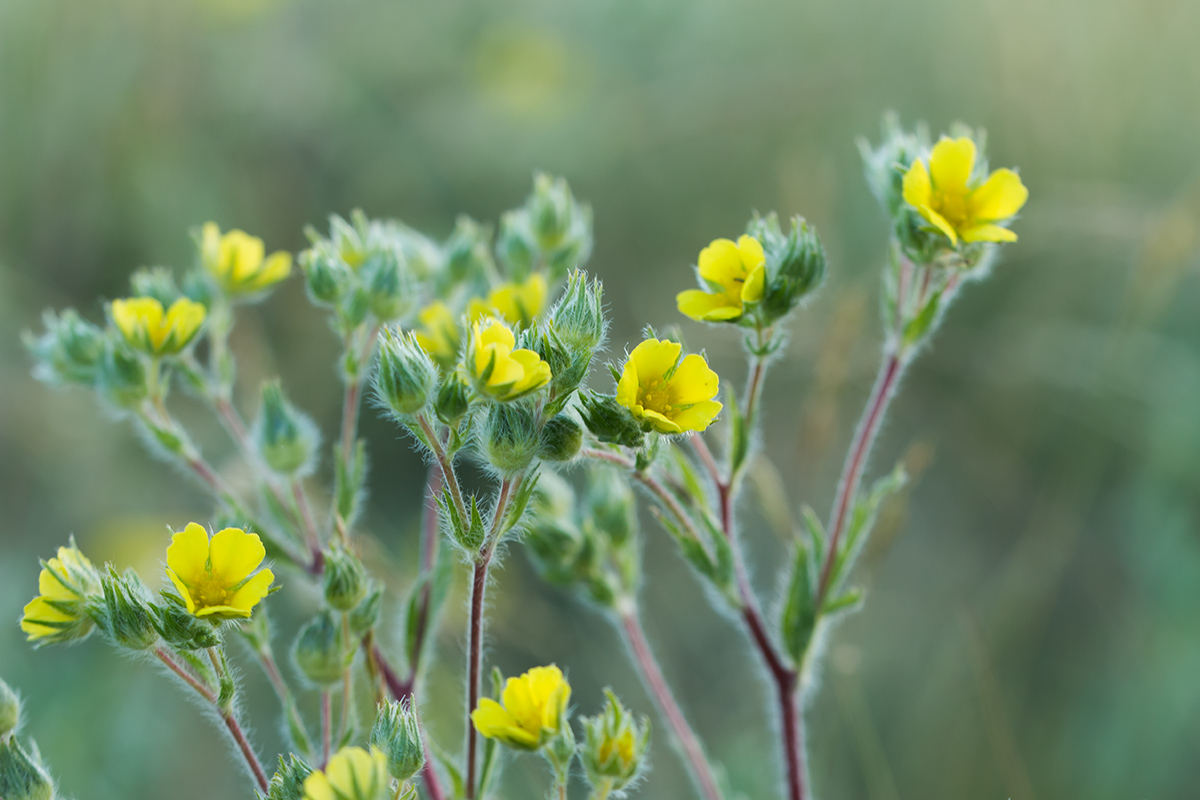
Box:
left=3, top=0, right=1200, bottom=798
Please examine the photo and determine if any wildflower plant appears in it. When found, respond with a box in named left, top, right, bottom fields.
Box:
left=13, top=118, right=1027, bottom=800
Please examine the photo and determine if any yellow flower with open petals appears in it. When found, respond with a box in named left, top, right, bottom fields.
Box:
left=111, top=296, right=206, bottom=356
left=201, top=222, right=293, bottom=295
left=676, top=235, right=766, bottom=322
left=469, top=317, right=552, bottom=400
left=165, top=523, right=274, bottom=620
left=20, top=542, right=102, bottom=645
left=302, top=746, right=390, bottom=800
left=487, top=273, right=548, bottom=326
left=902, top=136, right=1029, bottom=246
left=472, top=665, right=571, bottom=751
left=616, top=338, right=722, bottom=434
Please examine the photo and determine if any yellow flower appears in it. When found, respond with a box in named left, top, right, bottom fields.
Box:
left=487, top=273, right=548, bottom=326
left=302, top=746, right=391, bottom=800
left=414, top=301, right=461, bottom=365
left=469, top=317, right=552, bottom=400
left=111, top=296, right=207, bottom=356
left=20, top=542, right=102, bottom=645
left=201, top=222, right=293, bottom=295
left=616, top=338, right=722, bottom=434
left=901, top=136, right=1029, bottom=246
left=471, top=664, right=571, bottom=750
left=676, top=235, right=766, bottom=322
left=165, top=523, right=274, bottom=620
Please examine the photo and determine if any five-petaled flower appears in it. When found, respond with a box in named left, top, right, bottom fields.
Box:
left=201, top=222, right=293, bottom=295
left=414, top=300, right=461, bottom=366
left=302, top=746, right=390, bottom=800
left=166, top=523, right=274, bottom=620
left=472, top=664, right=571, bottom=750
left=902, top=136, right=1029, bottom=246
left=616, top=338, right=722, bottom=434
left=485, top=273, right=548, bottom=327
left=676, top=235, right=766, bottom=322
left=20, top=541, right=102, bottom=645
left=469, top=317, right=552, bottom=400
left=111, top=296, right=207, bottom=356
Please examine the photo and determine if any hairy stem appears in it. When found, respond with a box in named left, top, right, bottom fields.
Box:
left=418, top=415, right=468, bottom=522
left=620, top=608, right=724, bottom=800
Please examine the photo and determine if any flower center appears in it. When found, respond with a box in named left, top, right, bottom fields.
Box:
left=195, top=576, right=231, bottom=608
left=933, top=188, right=971, bottom=229
left=640, top=381, right=673, bottom=414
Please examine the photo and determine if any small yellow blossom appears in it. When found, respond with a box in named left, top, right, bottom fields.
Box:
left=469, top=317, right=552, bottom=400
left=302, top=746, right=390, bottom=800
left=472, top=664, right=571, bottom=750
left=165, top=523, right=274, bottom=620
left=676, top=235, right=766, bottom=322
left=616, top=338, right=722, bottom=434
left=487, top=273, right=547, bottom=326
left=902, top=136, right=1029, bottom=246
left=20, top=542, right=102, bottom=645
left=414, top=301, right=461, bottom=365
left=201, top=222, right=293, bottom=295
left=111, top=296, right=207, bottom=356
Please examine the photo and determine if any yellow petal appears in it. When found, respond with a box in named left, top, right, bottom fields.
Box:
left=629, top=339, right=681, bottom=385
left=473, top=698, right=519, bottom=736
left=697, top=239, right=741, bottom=286
left=208, top=528, right=265, bottom=585
left=928, top=136, right=976, bottom=192
left=478, top=320, right=516, bottom=351
left=39, top=564, right=78, bottom=602
left=960, top=223, right=1018, bottom=243
left=902, top=159, right=933, bottom=211
left=195, top=603, right=252, bottom=619
left=741, top=263, right=765, bottom=304
left=640, top=408, right=683, bottom=434
left=677, top=290, right=739, bottom=322
left=736, top=235, right=765, bottom=270
left=302, top=771, right=335, bottom=800
left=969, top=168, right=1028, bottom=222
left=917, top=205, right=959, bottom=246
left=667, top=353, right=720, bottom=406
left=166, top=523, right=211, bottom=587
left=510, top=349, right=551, bottom=393
left=616, top=358, right=639, bottom=409
left=167, top=569, right=198, bottom=614
left=227, top=568, right=274, bottom=613
left=670, top=399, right=723, bottom=432
left=483, top=349, right=526, bottom=389
left=253, top=251, right=292, bottom=290
left=163, top=298, right=206, bottom=350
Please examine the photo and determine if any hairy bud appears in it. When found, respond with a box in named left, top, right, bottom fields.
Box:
left=482, top=401, right=541, bottom=474
left=323, top=548, right=369, bottom=612
left=293, top=610, right=349, bottom=687
left=370, top=699, right=426, bottom=782
left=256, top=380, right=320, bottom=477
left=375, top=328, right=437, bottom=417
left=24, top=309, right=106, bottom=387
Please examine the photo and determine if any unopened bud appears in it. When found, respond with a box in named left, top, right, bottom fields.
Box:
left=580, top=393, right=644, bottom=449
left=746, top=213, right=827, bottom=324
left=495, top=210, right=537, bottom=278
left=375, top=328, right=437, bottom=417
left=256, top=380, right=320, bottom=477
left=264, top=753, right=312, bottom=800
left=549, top=271, right=605, bottom=352
left=129, top=266, right=183, bottom=307
left=0, top=677, right=20, bottom=738
left=482, top=401, right=541, bottom=474
left=153, top=600, right=221, bottom=650
left=98, top=339, right=148, bottom=409
left=444, top=216, right=495, bottom=285
left=538, top=414, right=582, bottom=462
left=580, top=689, right=650, bottom=795
left=98, top=567, right=159, bottom=651
left=0, top=737, right=54, bottom=800
left=299, top=245, right=351, bottom=306
left=23, top=309, right=107, bottom=387
left=361, top=249, right=411, bottom=322
left=370, top=699, right=426, bottom=782
left=323, top=548, right=369, bottom=612
left=434, top=373, right=472, bottom=427
left=583, top=465, right=637, bottom=548
left=293, top=610, right=349, bottom=687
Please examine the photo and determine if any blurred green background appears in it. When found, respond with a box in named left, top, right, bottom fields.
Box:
left=3, top=0, right=1200, bottom=798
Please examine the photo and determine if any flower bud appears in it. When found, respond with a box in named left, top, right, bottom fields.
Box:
left=0, top=738, right=54, bottom=800
left=579, top=689, right=650, bottom=795
left=264, top=753, right=312, bottom=800
left=526, top=173, right=593, bottom=278
left=153, top=601, right=222, bottom=651
left=361, top=249, right=412, bottom=322
left=482, top=401, right=541, bottom=474
left=745, top=213, right=827, bottom=324
left=23, top=309, right=107, bottom=387
left=256, top=380, right=320, bottom=477
left=340, top=286, right=372, bottom=330
left=538, top=414, right=582, bottom=462
left=375, top=328, right=437, bottom=417
left=370, top=699, right=426, bottom=782
left=434, top=373, right=472, bottom=427
left=293, top=610, right=349, bottom=687
left=494, top=210, right=537, bottom=278
left=583, top=465, right=637, bottom=549
left=348, top=586, right=384, bottom=636
left=129, top=266, right=183, bottom=307
left=98, top=339, right=148, bottom=409
left=302, top=746, right=390, bottom=800
left=323, top=548, right=369, bottom=612
left=299, top=245, right=351, bottom=306
left=580, top=393, right=645, bottom=449
left=393, top=224, right=444, bottom=281
left=97, top=567, right=159, bottom=651
left=0, top=677, right=20, bottom=738
left=549, top=270, right=605, bottom=352
left=20, top=541, right=103, bottom=647
left=444, top=216, right=495, bottom=285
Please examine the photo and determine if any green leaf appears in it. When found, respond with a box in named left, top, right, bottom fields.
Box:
left=501, top=467, right=541, bottom=535
left=781, top=542, right=817, bottom=666
left=824, top=587, right=864, bottom=616
left=902, top=288, right=943, bottom=350
left=429, top=739, right=464, bottom=800
left=334, top=439, right=367, bottom=527
left=726, top=385, right=750, bottom=477
left=835, top=463, right=907, bottom=596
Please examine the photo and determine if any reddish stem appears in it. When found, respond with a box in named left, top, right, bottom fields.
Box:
left=464, top=550, right=493, bottom=800
left=621, top=610, right=724, bottom=800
